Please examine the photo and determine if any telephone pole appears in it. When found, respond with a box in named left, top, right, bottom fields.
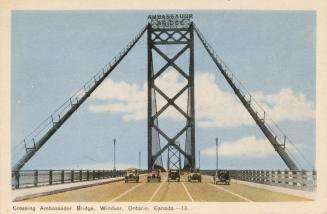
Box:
left=216, top=137, right=218, bottom=172
left=139, top=152, right=141, bottom=169
left=113, top=138, right=116, bottom=171
left=198, top=151, right=201, bottom=169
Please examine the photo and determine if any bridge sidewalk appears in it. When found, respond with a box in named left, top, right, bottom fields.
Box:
left=12, top=177, right=124, bottom=202
left=231, top=179, right=316, bottom=200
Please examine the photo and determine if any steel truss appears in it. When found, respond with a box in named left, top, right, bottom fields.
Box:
left=147, top=23, right=195, bottom=170
left=167, top=144, right=182, bottom=170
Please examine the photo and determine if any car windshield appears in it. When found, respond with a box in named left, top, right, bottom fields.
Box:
left=128, top=170, right=136, bottom=173
left=219, top=171, right=228, bottom=175
left=192, top=169, right=200, bottom=173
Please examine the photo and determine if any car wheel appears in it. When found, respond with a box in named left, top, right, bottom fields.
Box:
left=125, top=180, right=127, bottom=183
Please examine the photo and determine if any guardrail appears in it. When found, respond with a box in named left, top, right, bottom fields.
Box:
left=12, top=169, right=137, bottom=189
left=201, top=170, right=316, bottom=192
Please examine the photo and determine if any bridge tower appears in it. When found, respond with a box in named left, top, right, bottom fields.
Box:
left=147, top=15, right=195, bottom=170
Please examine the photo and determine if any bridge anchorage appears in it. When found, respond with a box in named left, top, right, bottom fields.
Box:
left=13, top=13, right=310, bottom=178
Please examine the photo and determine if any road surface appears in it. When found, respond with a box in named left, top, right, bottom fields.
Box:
left=25, top=173, right=310, bottom=202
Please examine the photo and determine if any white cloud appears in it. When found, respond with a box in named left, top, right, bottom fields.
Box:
left=88, top=70, right=315, bottom=128
left=252, top=88, right=315, bottom=122
left=195, top=72, right=253, bottom=127
left=202, top=136, right=276, bottom=158
left=88, top=80, right=147, bottom=121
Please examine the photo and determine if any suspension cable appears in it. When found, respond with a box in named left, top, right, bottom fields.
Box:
left=194, top=23, right=312, bottom=170
left=12, top=25, right=147, bottom=172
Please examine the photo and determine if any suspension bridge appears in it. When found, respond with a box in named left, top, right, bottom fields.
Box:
left=11, top=13, right=315, bottom=202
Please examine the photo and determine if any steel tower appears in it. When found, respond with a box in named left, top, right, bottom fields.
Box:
left=147, top=16, right=195, bottom=170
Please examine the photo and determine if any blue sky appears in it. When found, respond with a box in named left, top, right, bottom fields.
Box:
left=11, top=11, right=316, bottom=170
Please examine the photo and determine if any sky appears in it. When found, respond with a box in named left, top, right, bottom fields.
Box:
left=11, top=10, right=316, bottom=170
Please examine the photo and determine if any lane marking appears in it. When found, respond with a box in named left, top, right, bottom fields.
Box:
left=110, top=183, right=143, bottom=202
left=208, top=183, right=253, bottom=202
left=182, top=182, right=194, bottom=202
left=148, top=175, right=167, bottom=202
left=148, top=182, right=164, bottom=202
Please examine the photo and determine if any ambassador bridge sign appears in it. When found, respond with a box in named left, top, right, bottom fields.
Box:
left=148, top=14, right=193, bottom=28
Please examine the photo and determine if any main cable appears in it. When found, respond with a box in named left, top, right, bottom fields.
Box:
left=12, top=25, right=147, bottom=172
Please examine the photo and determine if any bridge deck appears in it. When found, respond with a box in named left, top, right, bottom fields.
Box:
left=24, top=174, right=310, bottom=202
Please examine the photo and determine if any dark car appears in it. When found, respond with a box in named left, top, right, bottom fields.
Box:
left=168, top=169, right=180, bottom=182
left=125, top=168, right=139, bottom=183
left=147, top=169, right=161, bottom=182
left=213, top=170, right=230, bottom=185
left=187, top=168, right=201, bottom=182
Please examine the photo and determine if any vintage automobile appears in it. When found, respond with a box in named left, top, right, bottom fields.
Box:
left=168, top=169, right=180, bottom=182
left=213, top=170, right=230, bottom=185
left=187, top=168, right=202, bottom=182
left=124, top=168, right=139, bottom=183
left=147, top=169, right=161, bottom=182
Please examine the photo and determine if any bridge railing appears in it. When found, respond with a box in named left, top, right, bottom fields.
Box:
left=11, top=169, right=127, bottom=189
left=230, top=170, right=317, bottom=192
left=201, top=170, right=316, bottom=192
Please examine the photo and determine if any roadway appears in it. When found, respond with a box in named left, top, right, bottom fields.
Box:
left=24, top=173, right=310, bottom=202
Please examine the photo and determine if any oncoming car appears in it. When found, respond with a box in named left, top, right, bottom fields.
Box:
left=187, top=168, right=202, bottom=182
left=168, top=169, right=180, bottom=182
left=125, top=168, right=139, bottom=183
left=213, top=170, right=230, bottom=185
